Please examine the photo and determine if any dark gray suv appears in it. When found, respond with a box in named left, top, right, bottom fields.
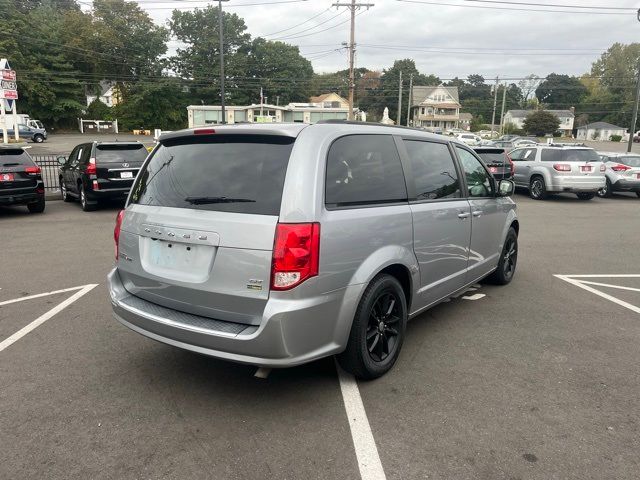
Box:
left=108, top=123, right=519, bottom=378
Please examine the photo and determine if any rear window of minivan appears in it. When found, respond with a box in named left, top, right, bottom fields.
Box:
left=96, top=144, right=148, bottom=163
left=0, top=148, right=34, bottom=166
left=129, top=134, right=294, bottom=215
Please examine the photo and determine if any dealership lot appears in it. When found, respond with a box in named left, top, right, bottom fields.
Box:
left=1, top=192, right=639, bottom=480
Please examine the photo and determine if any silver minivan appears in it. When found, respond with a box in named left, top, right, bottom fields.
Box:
left=108, top=123, right=519, bottom=378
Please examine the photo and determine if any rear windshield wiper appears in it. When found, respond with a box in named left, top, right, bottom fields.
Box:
left=185, top=196, right=256, bottom=205
left=2, top=163, right=21, bottom=167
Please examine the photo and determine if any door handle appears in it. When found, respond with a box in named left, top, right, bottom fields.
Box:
left=457, top=212, right=470, bottom=219
left=472, top=210, right=483, bottom=217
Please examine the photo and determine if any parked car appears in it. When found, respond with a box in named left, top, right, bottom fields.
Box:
left=456, top=133, right=482, bottom=146
left=510, top=145, right=605, bottom=200
left=58, top=141, right=148, bottom=211
left=108, top=123, right=519, bottom=379
left=596, top=152, right=640, bottom=198
left=473, top=147, right=514, bottom=180
left=492, top=140, right=515, bottom=151
left=498, top=135, right=519, bottom=142
left=511, top=137, right=538, bottom=147
left=0, top=146, right=45, bottom=213
left=0, top=123, right=48, bottom=143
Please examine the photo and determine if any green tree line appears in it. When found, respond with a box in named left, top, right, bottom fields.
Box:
left=1, top=0, right=637, bottom=132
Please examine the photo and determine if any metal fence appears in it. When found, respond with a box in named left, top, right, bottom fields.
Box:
left=33, top=155, right=65, bottom=193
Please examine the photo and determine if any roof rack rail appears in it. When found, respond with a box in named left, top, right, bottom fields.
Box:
left=316, top=119, right=425, bottom=132
left=545, top=142, right=588, bottom=147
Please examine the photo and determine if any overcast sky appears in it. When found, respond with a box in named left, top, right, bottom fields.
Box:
left=135, top=0, right=639, bottom=80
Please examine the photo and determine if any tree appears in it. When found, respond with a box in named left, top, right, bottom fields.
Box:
left=535, top=73, right=587, bottom=107
left=523, top=111, right=560, bottom=136
left=518, top=74, right=541, bottom=107
left=86, top=98, right=111, bottom=120
left=240, top=38, right=314, bottom=105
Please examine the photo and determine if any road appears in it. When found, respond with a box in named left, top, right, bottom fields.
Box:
left=1, top=191, right=640, bottom=479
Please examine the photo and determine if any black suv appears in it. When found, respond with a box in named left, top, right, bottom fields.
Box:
left=473, top=146, right=514, bottom=180
left=58, top=141, right=148, bottom=211
left=0, top=146, right=45, bottom=213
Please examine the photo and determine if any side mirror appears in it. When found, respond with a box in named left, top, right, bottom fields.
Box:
left=57, top=156, right=66, bottom=165
left=498, top=179, right=515, bottom=197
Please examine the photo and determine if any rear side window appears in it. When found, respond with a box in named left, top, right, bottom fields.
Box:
left=476, top=150, right=508, bottom=165
left=325, top=135, right=407, bottom=207
left=0, top=149, right=34, bottom=166
left=403, top=140, right=460, bottom=200
left=96, top=144, right=148, bottom=163
left=130, top=134, right=294, bottom=215
left=617, top=156, right=640, bottom=168
left=541, top=149, right=600, bottom=163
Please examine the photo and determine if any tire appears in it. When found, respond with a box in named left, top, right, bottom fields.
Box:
left=27, top=197, right=45, bottom=213
left=576, top=192, right=595, bottom=200
left=597, top=178, right=612, bottom=198
left=337, top=274, right=408, bottom=380
left=33, top=134, right=44, bottom=143
left=529, top=176, right=547, bottom=200
left=60, top=178, right=73, bottom=202
left=80, top=183, right=96, bottom=212
left=486, top=228, right=518, bottom=285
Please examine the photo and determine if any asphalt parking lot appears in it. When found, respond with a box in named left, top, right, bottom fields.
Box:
left=1, top=191, right=639, bottom=480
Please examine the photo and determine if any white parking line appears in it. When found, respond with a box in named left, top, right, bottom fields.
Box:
left=0, top=284, right=98, bottom=353
left=0, top=286, right=89, bottom=307
left=555, top=275, right=640, bottom=315
left=336, top=362, right=386, bottom=480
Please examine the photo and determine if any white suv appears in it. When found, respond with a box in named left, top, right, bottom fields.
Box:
left=510, top=145, right=606, bottom=200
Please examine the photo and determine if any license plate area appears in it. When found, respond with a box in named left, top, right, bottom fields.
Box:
left=139, top=236, right=217, bottom=283
left=580, top=166, right=592, bottom=173
left=1, top=173, right=15, bottom=182
left=489, top=167, right=498, bottom=173
left=120, top=171, right=133, bottom=179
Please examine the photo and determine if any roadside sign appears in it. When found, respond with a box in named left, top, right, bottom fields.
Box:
left=0, top=89, right=18, bottom=100
left=1, top=70, right=16, bottom=81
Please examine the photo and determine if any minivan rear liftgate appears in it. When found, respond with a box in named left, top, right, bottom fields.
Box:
left=115, top=132, right=296, bottom=327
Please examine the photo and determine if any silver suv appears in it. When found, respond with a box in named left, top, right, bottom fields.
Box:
left=596, top=152, right=640, bottom=198
left=510, top=144, right=605, bottom=200
left=108, top=123, right=519, bottom=378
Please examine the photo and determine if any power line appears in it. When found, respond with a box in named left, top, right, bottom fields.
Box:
left=459, top=0, right=635, bottom=11
left=395, top=0, right=634, bottom=15
left=260, top=7, right=332, bottom=37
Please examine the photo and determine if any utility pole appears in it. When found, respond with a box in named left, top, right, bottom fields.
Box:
left=490, top=76, right=499, bottom=135
left=628, top=58, right=640, bottom=152
left=397, top=71, right=403, bottom=125
left=499, top=82, right=507, bottom=135
left=333, top=1, right=374, bottom=121
left=406, top=73, right=413, bottom=127
left=218, top=0, right=230, bottom=124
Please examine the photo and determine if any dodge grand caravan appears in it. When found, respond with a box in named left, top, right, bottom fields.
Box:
left=108, top=123, right=519, bottom=379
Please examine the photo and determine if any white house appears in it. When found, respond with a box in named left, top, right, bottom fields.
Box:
left=503, top=109, right=575, bottom=136
left=86, top=81, right=120, bottom=107
left=187, top=100, right=350, bottom=127
left=576, top=122, right=627, bottom=141
left=410, top=86, right=461, bottom=130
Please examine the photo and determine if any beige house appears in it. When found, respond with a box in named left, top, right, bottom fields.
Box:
left=411, top=86, right=461, bottom=130
left=309, top=93, right=349, bottom=109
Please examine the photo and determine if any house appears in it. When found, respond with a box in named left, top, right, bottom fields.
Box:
left=576, top=122, right=627, bottom=141
left=187, top=102, right=350, bottom=127
left=459, top=112, right=472, bottom=131
left=410, top=86, right=461, bottom=130
left=503, top=109, right=574, bottom=136
left=309, top=92, right=349, bottom=109
left=86, top=81, right=121, bottom=107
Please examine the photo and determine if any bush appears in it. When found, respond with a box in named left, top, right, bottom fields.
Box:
left=523, top=110, right=561, bottom=136
left=610, top=134, right=622, bottom=142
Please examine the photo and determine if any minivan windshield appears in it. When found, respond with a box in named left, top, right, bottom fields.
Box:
left=541, top=149, right=600, bottom=163
left=129, top=134, right=294, bottom=215
left=96, top=144, right=148, bottom=163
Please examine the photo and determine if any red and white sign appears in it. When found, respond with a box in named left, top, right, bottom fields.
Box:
left=0, top=89, right=18, bottom=100
left=1, top=69, right=16, bottom=81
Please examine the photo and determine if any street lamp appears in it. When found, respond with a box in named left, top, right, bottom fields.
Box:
left=218, top=0, right=230, bottom=124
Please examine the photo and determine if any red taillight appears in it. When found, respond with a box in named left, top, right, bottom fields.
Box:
left=114, top=210, right=124, bottom=261
left=25, top=166, right=41, bottom=175
left=271, top=223, right=320, bottom=291
left=612, top=164, right=631, bottom=172
left=92, top=179, right=100, bottom=190
left=553, top=163, right=571, bottom=172
left=86, top=157, right=97, bottom=175
left=194, top=128, right=216, bottom=135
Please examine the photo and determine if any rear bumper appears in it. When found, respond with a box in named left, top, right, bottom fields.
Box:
left=612, top=179, right=640, bottom=192
left=108, top=268, right=360, bottom=367
left=548, top=175, right=605, bottom=193
left=0, top=191, right=43, bottom=206
left=87, top=186, right=131, bottom=201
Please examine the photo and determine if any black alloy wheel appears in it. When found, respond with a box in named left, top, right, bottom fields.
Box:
left=366, top=291, right=401, bottom=362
